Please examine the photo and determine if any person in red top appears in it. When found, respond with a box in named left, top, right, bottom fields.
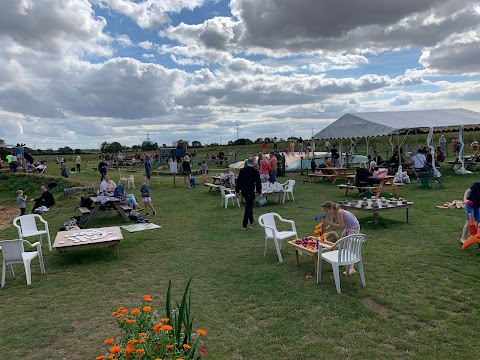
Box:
left=259, top=155, right=271, bottom=183
left=261, top=139, right=268, bottom=154
left=269, top=151, right=278, bottom=182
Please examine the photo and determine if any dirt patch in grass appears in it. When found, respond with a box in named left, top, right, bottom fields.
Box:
left=363, top=298, right=393, bottom=319
left=0, top=205, right=21, bottom=230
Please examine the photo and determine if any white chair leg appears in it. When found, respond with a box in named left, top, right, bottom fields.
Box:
left=24, top=259, right=32, bottom=285
left=273, top=238, right=283, bottom=262
left=8, top=264, right=15, bottom=277
left=358, top=260, right=366, bottom=287
left=225, top=198, right=228, bottom=209
left=47, top=234, right=52, bottom=251
left=316, top=256, right=322, bottom=284
left=38, top=249, right=45, bottom=274
left=236, top=197, right=240, bottom=207
left=291, top=193, right=294, bottom=202
left=1, top=261, right=6, bottom=288
left=332, top=265, right=341, bottom=294
left=264, top=238, right=268, bottom=257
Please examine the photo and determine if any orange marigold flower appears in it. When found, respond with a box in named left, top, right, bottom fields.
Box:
left=176, top=358, right=184, bottom=360
left=125, top=319, right=137, bottom=324
left=153, top=323, right=163, bottom=333
left=96, top=356, right=107, bottom=360
left=125, top=344, right=135, bottom=359
left=200, top=348, right=207, bottom=355
left=109, top=345, right=121, bottom=354
left=162, top=325, right=173, bottom=331
left=131, top=309, right=141, bottom=315
left=165, top=345, right=174, bottom=350
left=138, top=332, right=146, bottom=337
left=136, top=349, right=145, bottom=355
left=197, top=329, right=207, bottom=336
left=183, top=344, right=191, bottom=349
left=143, top=295, right=152, bottom=302
left=128, top=339, right=138, bottom=345
left=138, top=338, right=146, bottom=343
left=108, top=354, right=116, bottom=360
left=104, top=338, right=115, bottom=344
left=143, top=306, right=152, bottom=312
left=161, top=317, right=169, bottom=323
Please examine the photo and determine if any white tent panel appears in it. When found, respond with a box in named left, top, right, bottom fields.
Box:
left=313, top=108, right=480, bottom=140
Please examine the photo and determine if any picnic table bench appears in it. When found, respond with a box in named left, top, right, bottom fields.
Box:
left=309, top=167, right=351, bottom=184
left=338, top=175, right=404, bottom=198
left=447, top=159, right=477, bottom=172
left=204, top=182, right=220, bottom=191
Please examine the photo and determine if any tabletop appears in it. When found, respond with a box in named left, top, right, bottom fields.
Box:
left=53, top=226, right=123, bottom=249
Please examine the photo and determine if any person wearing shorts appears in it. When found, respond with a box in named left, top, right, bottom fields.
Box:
left=140, top=178, right=156, bottom=216
left=461, top=182, right=480, bottom=244
left=259, top=155, right=271, bottom=183
left=182, top=155, right=191, bottom=188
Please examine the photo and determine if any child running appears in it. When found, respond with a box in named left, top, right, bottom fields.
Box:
left=201, top=160, right=208, bottom=183
left=140, top=178, right=156, bottom=216
left=321, top=200, right=360, bottom=275
left=16, top=189, right=27, bottom=216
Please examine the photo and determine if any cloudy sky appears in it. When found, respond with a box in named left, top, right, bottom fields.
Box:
left=1, top=0, right=480, bottom=149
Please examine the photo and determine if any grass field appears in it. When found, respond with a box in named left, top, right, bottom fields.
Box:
left=1, top=149, right=480, bottom=359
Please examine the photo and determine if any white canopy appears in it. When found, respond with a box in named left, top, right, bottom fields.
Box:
left=313, top=108, right=480, bottom=140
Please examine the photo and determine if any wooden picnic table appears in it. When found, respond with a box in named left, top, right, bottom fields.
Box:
left=447, top=158, right=477, bottom=172
left=338, top=175, right=403, bottom=198
left=339, top=199, right=413, bottom=225
left=309, top=167, right=351, bottom=184
left=53, top=226, right=123, bottom=257
left=288, top=237, right=335, bottom=274
left=81, top=196, right=131, bottom=227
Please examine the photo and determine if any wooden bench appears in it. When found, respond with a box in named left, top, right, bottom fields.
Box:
left=338, top=182, right=404, bottom=198
left=79, top=207, right=92, bottom=214
left=119, top=205, right=133, bottom=212
left=308, top=173, right=336, bottom=182
left=204, top=182, right=220, bottom=192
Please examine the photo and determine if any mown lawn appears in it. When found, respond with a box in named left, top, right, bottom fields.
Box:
left=0, top=162, right=479, bottom=359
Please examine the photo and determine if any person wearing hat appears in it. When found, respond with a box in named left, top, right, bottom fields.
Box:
left=182, top=155, right=191, bottom=188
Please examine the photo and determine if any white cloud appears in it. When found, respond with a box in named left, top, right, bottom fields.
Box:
left=138, top=40, right=153, bottom=49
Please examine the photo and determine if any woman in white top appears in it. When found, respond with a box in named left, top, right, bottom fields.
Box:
left=99, top=174, right=116, bottom=194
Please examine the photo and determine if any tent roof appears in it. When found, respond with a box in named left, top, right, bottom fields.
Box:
left=313, top=108, right=480, bottom=140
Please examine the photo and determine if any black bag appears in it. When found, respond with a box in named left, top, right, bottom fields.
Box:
left=80, top=196, right=93, bottom=209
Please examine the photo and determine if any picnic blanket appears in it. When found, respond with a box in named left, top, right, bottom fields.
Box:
left=121, top=223, right=161, bottom=232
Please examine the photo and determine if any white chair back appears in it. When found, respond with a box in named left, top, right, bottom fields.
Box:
left=0, top=240, right=24, bottom=263
left=15, top=214, right=41, bottom=237
left=286, top=179, right=295, bottom=191
left=334, top=234, right=366, bottom=266
left=219, top=186, right=227, bottom=197
left=258, top=213, right=278, bottom=238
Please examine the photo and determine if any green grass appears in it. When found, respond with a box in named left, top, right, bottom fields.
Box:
left=1, top=158, right=480, bottom=359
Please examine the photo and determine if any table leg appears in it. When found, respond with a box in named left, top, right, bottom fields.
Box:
left=374, top=212, right=379, bottom=225
left=112, top=202, right=131, bottom=222
left=173, top=173, right=176, bottom=188
left=294, top=249, right=299, bottom=266
left=406, top=208, right=410, bottom=223
left=85, top=203, right=100, bottom=227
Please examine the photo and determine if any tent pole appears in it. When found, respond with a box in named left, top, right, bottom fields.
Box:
left=396, top=130, right=403, bottom=180
left=456, top=125, right=471, bottom=174
left=427, top=127, right=441, bottom=177
left=339, top=139, right=344, bottom=167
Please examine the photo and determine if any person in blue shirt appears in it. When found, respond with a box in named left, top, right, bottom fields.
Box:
left=140, top=178, right=156, bottom=216
left=461, top=182, right=480, bottom=244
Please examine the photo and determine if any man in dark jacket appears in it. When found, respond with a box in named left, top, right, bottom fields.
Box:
left=32, top=186, right=55, bottom=213
left=98, top=159, right=108, bottom=181
left=236, top=157, right=262, bottom=230
left=144, top=155, right=152, bottom=180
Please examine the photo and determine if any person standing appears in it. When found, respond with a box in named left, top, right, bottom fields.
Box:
left=11, top=153, right=18, bottom=173
left=298, top=137, right=304, bottom=155
left=325, top=139, right=331, bottom=152
left=261, top=139, right=268, bottom=155
left=75, top=155, right=81, bottom=172
left=268, top=151, right=278, bottom=183
left=461, top=182, right=480, bottom=244
left=144, top=155, right=152, bottom=180
left=235, top=157, right=262, bottom=230
left=140, top=178, right=156, bottom=216
left=289, top=139, right=295, bottom=154
left=439, top=135, right=447, bottom=156
left=6, top=152, right=13, bottom=171
left=182, top=155, right=191, bottom=188
left=201, top=160, right=208, bottom=183
left=273, top=137, right=278, bottom=151
left=98, top=159, right=108, bottom=181
left=16, top=190, right=27, bottom=216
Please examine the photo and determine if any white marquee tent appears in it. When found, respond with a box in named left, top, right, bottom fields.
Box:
left=313, top=108, right=480, bottom=175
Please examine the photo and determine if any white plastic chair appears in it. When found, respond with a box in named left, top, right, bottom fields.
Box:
left=220, top=186, right=240, bottom=209
left=282, top=179, right=295, bottom=202
left=13, top=214, right=52, bottom=251
left=316, top=233, right=367, bottom=294
left=258, top=212, right=297, bottom=262
left=0, top=239, right=45, bottom=287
